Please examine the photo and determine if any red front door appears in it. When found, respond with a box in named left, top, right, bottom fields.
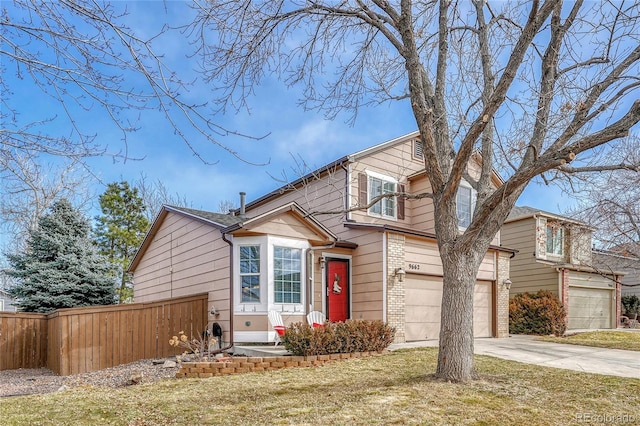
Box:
left=327, top=259, right=350, bottom=322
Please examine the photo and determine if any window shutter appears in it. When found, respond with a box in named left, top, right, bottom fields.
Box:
left=397, top=184, right=405, bottom=220
left=358, top=173, right=367, bottom=208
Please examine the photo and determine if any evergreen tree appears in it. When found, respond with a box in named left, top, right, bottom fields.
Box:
left=94, top=181, right=149, bottom=303
left=6, top=199, right=115, bottom=313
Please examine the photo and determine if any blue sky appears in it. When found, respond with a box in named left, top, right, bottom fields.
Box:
left=3, top=0, right=578, bottom=222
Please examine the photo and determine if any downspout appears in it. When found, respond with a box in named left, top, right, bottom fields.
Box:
left=305, top=243, right=336, bottom=316
left=208, top=232, right=234, bottom=355
left=382, top=232, right=387, bottom=323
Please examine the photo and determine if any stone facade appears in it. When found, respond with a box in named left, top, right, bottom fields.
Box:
left=386, top=233, right=406, bottom=343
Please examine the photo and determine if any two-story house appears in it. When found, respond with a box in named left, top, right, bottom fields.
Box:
left=129, top=132, right=514, bottom=344
left=502, top=206, right=622, bottom=330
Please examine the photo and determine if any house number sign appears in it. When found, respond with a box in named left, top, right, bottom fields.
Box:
left=403, top=262, right=431, bottom=275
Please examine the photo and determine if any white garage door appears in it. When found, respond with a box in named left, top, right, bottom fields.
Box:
left=568, top=287, right=613, bottom=329
left=405, top=276, right=493, bottom=341
left=568, top=272, right=614, bottom=330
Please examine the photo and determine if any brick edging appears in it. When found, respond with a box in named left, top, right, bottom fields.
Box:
left=175, top=350, right=389, bottom=378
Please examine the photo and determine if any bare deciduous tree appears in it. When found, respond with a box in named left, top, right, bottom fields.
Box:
left=0, top=151, right=93, bottom=252
left=135, top=173, right=193, bottom=223
left=190, top=1, right=640, bottom=381
left=1, top=0, right=261, bottom=167
left=567, top=138, right=640, bottom=288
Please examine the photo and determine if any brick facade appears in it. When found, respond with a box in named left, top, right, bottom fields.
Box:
left=616, top=276, right=622, bottom=327
left=386, top=233, right=406, bottom=343
left=176, top=351, right=388, bottom=378
left=496, top=251, right=511, bottom=337
left=560, top=268, right=570, bottom=328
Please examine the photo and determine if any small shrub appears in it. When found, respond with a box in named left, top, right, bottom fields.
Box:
left=509, top=290, right=566, bottom=336
left=169, top=330, right=218, bottom=362
left=621, top=295, right=640, bottom=315
left=282, top=320, right=396, bottom=356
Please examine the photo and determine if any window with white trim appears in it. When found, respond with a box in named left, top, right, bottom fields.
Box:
left=367, top=171, right=397, bottom=219
left=457, top=185, right=474, bottom=228
left=234, top=236, right=308, bottom=313
left=239, top=245, right=261, bottom=303
left=546, top=225, right=564, bottom=256
left=274, top=247, right=302, bottom=304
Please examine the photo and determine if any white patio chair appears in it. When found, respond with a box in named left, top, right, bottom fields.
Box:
left=307, top=310, right=326, bottom=328
left=268, top=310, right=286, bottom=346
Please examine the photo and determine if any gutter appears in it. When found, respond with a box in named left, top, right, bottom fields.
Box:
left=344, top=222, right=517, bottom=254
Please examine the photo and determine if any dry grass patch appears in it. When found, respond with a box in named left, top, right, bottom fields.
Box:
left=538, top=331, right=640, bottom=351
left=1, top=348, right=638, bottom=425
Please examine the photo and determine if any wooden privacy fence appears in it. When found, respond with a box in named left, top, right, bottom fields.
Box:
left=0, top=293, right=208, bottom=375
left=0, top=313, right=48, bottom=370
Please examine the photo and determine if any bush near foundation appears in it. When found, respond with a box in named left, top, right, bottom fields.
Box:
left=509, top=290, right=567, bottom=336
left=282, top=320, right=395, bottom=356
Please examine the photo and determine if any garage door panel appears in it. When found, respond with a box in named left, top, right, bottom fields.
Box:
left=568, top=287, right=612, bottom=330
left=405, top=277, right=493, bottom=341
left=408, top=306, right=442, bottom=323
left=473, top=281, right=493, bottom=338
left=405, top=322, right=439, bottom=341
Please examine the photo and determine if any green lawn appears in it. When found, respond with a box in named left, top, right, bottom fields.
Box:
left=538, top=331, right=640, bottom=351
left=1, top=348, right=638, bottom=425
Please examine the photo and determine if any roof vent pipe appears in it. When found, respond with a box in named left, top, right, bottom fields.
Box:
left=239, top=192, right=246, bottom=219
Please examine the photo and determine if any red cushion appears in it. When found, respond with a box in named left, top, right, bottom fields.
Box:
left=274, top=325, right=286, bottom=336
left=312, top=322, right=323, bottom=328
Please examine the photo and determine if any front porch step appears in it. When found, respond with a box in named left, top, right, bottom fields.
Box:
left=232, top=345, right=290, bottom=357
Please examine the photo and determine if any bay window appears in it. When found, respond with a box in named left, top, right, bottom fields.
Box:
left=234, top=236, right=307, bottom=313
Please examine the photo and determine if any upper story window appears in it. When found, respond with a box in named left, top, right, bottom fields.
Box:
left=457, top=185, right=474, bottom=228
left=546, top=225, right=564, bottom=256
left=369, top=176, right=397, bottom=218
left=239, top=245, right=261, bottom=303
left=363, top=170, right=398, bottom=219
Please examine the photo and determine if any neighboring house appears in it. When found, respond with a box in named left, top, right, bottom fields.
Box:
left=503, top=206, right=622, bottom=330
left=0, top=289, right=18, bottom=312
left=129, top=131, right=514, bottom=344
left=593, top=248, right=640, bottom=299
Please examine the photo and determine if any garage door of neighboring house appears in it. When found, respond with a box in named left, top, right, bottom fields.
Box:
left=568, top=271, right=614, bottom=330
left=405, top=276, right=493, bottom=341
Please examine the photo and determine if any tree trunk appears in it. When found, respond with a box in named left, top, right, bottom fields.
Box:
left=435, top=248, right=485, bottom=382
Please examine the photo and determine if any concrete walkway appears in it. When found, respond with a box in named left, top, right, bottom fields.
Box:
left=390, top=334, right=640, bottom=379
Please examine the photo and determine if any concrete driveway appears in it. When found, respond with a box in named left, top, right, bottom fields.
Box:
left=390, top=334, right=640, bottom=379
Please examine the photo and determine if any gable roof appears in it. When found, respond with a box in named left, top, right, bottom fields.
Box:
left=223, top=202, right=337, bottom=242
left=166, top=205, right=243, bottom=228
left=128, top=205, right=243, bottom=272
left=244, top=131, right=421, bottom=212
left=129, top=202, right=340, bottom=272
left=505, top=205, right=588, bottom=226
